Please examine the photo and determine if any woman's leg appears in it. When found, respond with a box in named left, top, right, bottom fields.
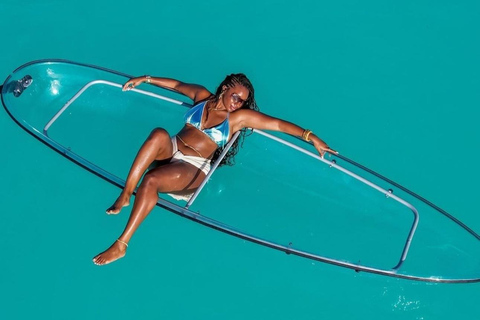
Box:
left=93, top=162, right=206, bottom=265
left=106, top=128, right=174, bottom=214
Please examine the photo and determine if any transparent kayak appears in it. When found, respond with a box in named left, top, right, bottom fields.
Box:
left=2, top=59, right=479, bottom=283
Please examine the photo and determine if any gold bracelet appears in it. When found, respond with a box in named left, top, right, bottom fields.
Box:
left=145, top=75, right=151, bottom=83
left=302, top=129, right=313, bottom=141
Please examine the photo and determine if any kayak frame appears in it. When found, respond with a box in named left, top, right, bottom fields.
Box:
left=2, top=59, right=479, bottom=283
left=42, top=78, right=419, bottom=271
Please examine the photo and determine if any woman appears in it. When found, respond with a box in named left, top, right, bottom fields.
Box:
left=93, top=73, right=336, bottom=265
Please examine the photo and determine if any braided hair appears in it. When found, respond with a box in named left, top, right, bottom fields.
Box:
left=210, top=73, right=259, bottom=166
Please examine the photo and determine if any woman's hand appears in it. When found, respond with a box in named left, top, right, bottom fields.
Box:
left=122, top=77, right=146, bottom=91
left=312, top=136, right=337, bottom=158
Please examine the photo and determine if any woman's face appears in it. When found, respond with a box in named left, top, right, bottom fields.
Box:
left=222, top=84, right=249, bottom=112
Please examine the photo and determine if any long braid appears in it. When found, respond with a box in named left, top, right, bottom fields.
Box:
left=211, top=73, right=259, bottom=166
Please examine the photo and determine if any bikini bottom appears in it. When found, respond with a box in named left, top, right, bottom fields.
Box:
left=166, top=136, right=211, bottom=201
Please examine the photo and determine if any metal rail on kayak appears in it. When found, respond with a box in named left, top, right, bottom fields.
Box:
left=42, top=79, right=419, bottom=271
left=42, top=79, right=241, bottom=209
left=253, top=129, right=419, bottom=270
left=2, top=59, right=479, bottom=283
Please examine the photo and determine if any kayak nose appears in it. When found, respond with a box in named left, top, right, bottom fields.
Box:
left=13, top=75, right=33, bottom=97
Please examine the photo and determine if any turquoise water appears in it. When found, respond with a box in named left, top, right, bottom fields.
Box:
left=1, top=1, right=479, bottom=319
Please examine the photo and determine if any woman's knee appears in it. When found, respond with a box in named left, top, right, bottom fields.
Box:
left=148, top=128, right=170, bottom=144
left=141, top=165, right=188, bottom=193
left=140, top=171, right=162, bottom=192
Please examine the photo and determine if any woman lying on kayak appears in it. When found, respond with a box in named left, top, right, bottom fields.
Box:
left=93, top=73, right=336, bottom=265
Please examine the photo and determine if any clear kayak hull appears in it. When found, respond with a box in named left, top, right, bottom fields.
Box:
left=2, top=59, right=479, bottom=283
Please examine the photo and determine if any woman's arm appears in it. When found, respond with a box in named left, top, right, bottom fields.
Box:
left=122, top=75, right=212, bottom=103
left=234, top=109, right=337, bottom=157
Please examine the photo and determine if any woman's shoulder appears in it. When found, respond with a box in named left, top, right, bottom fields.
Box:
left=229, top=108, right=262, bottom=129
left=193, top=91, right=214, bottom=105
left=233, top=108, right=266, bottom=122
left=233, top=108, right=260, bottom=117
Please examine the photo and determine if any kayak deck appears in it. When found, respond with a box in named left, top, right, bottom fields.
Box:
left=2, top=59, right=479, bottom=283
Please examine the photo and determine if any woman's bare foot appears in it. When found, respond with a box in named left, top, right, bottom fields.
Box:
left=106, top=192, right=131, bottom=214
left=93, top=240, right=127, bottom=265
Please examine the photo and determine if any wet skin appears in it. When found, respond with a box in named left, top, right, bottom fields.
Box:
left=93, top=78, right=335, bottom=265
left=94, top=84, right=250, bottom=265
left=103, top=84, right=249, bottom=215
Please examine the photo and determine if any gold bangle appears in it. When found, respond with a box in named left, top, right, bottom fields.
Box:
left=145, top=75, right=151, bottom=83
left=302, top=129, right=313, bottom=141
left=305, top=130, right=312, bottom=141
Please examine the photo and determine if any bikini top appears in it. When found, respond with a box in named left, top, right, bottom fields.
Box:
left=184, top=101, right=230, bottom=147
